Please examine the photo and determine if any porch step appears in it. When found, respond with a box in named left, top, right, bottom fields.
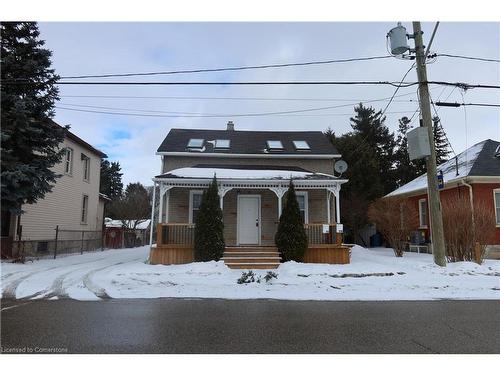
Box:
left=224, top=262, right=281, bottom=269
left=223, top=246, right=281, bottom=269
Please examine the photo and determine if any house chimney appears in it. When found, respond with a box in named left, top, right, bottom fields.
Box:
left=226, top=121, right=234, bottom=131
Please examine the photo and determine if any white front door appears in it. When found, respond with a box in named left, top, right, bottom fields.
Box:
left=238, top=195, right=260, bottom=245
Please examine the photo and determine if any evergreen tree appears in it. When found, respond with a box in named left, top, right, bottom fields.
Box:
left=433, top=116, right=451, bottom=165
left=100, top=160, right=123, bottom=200
left=193, top=176, right=225, bottom=262
left=274, top=181, right=308, bottom=262
left=1, top=22, right=65, bottom=214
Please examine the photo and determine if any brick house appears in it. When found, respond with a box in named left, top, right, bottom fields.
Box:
left=149, top=121, right=349, bottom=268
left=386, top=139, right=500, bottom=253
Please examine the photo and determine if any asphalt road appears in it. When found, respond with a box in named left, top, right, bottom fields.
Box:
left=1, top=298, right=499, bottom=353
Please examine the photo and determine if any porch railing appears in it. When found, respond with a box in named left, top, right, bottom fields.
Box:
left=157, top=223, right=195, bottom=246
left=304, top=224, right=338, bottom=245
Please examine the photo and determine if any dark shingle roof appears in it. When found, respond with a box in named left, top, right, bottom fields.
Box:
left=157, top=128, right=339, bottom=155
left=468, top=139, right=500, bottom=177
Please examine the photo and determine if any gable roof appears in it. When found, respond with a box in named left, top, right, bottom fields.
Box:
left=49, top=119, right=107, bottom=158
left=157, top=128, right=339, bottom=156
left=387, top=139, right=500, bottom=197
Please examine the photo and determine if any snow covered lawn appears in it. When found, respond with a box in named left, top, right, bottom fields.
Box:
left=1, top=245, right=499, bottom=301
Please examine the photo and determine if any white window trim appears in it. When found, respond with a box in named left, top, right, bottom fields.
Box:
left=82, top=156, right=90, bottom=182
left=494, top=189, right=500, bottom=227
left=81, top=194, right=89, bottom=224
left=418, top=198, right=428, bottom=229
left=64, top=147, right=73, bottom=175
left=188, top=190, right=204, bottom=224
left=296, top=191, right=309, bottom=224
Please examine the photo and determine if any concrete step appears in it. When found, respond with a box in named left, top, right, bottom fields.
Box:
left=223, top=251, right=280, bottom=257
left=225, top=262, right=280, bottom=269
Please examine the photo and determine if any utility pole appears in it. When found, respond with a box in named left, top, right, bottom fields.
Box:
left=412, top=21, right=447, bottom=266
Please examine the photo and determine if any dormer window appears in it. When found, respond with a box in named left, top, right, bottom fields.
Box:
left=266, top=140, right=283, bottom=150
left=293, top=140, right=310, bottom=151
left=214, top=139, right=230, bottom=149
left=187, top=138, right=204, bottom=149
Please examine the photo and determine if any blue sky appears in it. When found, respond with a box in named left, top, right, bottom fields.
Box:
left=38, top=22, right=500, bottom=186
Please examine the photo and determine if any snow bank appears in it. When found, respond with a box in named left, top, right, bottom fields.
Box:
left=1, top=246, right=499, bottom=301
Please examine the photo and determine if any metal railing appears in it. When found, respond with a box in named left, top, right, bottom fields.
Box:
left=304, top=224, right=338, bottom=245
left=157, top=223, right=195, bottom=246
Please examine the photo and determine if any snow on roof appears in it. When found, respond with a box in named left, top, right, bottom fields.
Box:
left=158, top=166, right=336, bottom=180
left=387, top=140, right=487, bottom=197
left=105, top=218, right=151, bottom=229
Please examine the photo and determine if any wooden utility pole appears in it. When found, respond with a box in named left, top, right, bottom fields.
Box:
left=412, top=21, right=447, bottom=266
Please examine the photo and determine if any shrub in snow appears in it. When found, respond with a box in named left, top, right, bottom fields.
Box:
left=368, top=197, right=417, bottom=257
left=263, top=271, right=278, bottom=283
left=237, top=271, right=256, bottom=284
left=442, top=197, right=495, bottom=263
left=275, top=181, right=308, bottom=262
left=194, top=176, right=225, bottom=262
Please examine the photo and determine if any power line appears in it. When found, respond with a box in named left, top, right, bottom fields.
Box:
left=55, top=105, right=412, bottom=118
left=57, top=55, right=393, bottom=79
left=436, top=53, right=500, bottom=63
left=381, top=63, right=416, bottom=116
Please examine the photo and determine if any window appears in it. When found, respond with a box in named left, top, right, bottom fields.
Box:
left=266, top=140, right=283, bottom=150
left=293, top=140, right=310, bottom=150
left=82, top=155, right=90, bottom=181
left=189, top=190, right=203, bottom=224
left=64, top=148, right=73, bottom=174
left=494, top=190, right=500, bottom=225
left=187, top=138, right=204, bottom=149
left=214, top=139, right=230, bottom=149
left=81, top=195, right=89, bottom=224
left=419, top=198, right=428, bottom=228
left=296, top=192, right=309, bottom=224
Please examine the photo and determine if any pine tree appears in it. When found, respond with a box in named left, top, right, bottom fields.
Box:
left=432, top=116, right=451, bottom=165
left=274, top=181, right=308, bottom=262
left=100, top=160, right=123, bottom=200
left=1, top=22, right=65, bottom=214
left=193, top=176, right=225, bottom=261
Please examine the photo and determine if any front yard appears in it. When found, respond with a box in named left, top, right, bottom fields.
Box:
left=1, top=245, right=499, bottom=301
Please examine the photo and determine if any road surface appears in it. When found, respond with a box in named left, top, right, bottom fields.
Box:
left=1, top=298, right=499, bottom=353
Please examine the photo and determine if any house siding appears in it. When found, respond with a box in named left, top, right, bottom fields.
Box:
left=406, top=182, right=500, bottom=245
left=162, top=155, right=335, bottom=175
left=165, top=187, right=335, bottom=246
left=16, top=137, right=104, bottom=241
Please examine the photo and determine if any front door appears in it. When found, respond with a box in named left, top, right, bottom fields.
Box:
left=238, top=195, right=260, bottom=245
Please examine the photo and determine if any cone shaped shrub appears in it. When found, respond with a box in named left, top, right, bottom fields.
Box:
left=194, top=176, right=225, bottom=261
left=275, top=181, right=308, bottom=262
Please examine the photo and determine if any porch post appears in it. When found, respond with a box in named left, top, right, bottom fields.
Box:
left=218, top=185, right=232, bottom=212
left=165, top=189, right=170, bottom=223
left=269, top=185, right=287, bottom=219
left=327, top=184, right=341, bottom=224
left=149, top=181, right=156, bottom=246
left=158, top=186, right=164, bottom=224
left=326, top=191, right=331, bottom=224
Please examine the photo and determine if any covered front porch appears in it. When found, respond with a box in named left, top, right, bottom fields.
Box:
left=149, top=166, right=349, bottom=267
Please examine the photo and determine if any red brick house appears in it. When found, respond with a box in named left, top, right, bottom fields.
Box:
left=386, top=139, right=500, bottom=253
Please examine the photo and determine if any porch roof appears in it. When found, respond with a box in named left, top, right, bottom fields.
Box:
left=155, top=165, right=340, bottom=181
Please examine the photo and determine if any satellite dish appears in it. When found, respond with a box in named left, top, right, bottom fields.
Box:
left=334, top=160, right=348, bottom=175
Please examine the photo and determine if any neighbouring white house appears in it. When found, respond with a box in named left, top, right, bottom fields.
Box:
left=1, top=121, right=108, bottom=258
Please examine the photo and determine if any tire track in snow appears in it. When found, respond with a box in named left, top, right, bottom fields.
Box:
left=2, top=255, right=132, bottom=299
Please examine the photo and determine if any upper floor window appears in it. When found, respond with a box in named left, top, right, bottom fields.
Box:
left=82, top=154, right=90, bottom=182
left=494, top=190, right=500, bottom=225
left=266, top=140, right=283, bottom=150
left=293, top=140, right=310, bottom=150
left=419, top=198, right=428, bottom=228
left=187, top=138, right=204, bottom=149
left=64, top=148, right=73, bottom=175
left=214, top=139, right=230, bottom=149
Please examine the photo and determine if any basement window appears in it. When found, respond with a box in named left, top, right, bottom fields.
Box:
left=266, top=140, right=284, bottom=150
left=187, top=138, right=204, bottom=149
